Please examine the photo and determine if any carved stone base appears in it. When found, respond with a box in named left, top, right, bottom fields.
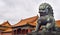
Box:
left=27, top=31, right=60, bottom=35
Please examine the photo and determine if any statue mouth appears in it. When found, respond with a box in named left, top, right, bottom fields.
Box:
left=39, top=12, right=47, bottom=16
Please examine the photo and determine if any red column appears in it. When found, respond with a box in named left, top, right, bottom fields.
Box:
left=28, top=28, right=31, bottom=33
left=16, top=29, right=17, bottom=35
left=24, top=29, right=27, bottom=35
left=20, top=29, right=22, bottom=34
left=24, top=29, right=26, bottom=35
left=0, top=31, right=2, bottom=35
left=1, top=32, right=2, bottom=35
left=22, top=29, right=25, bottom=34
left=24, top=29, right=26, bottom=34
left=12, top=29, right=14, bottom=35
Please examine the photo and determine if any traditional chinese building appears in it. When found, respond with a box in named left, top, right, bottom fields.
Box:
left=0, top=15, right=60, bottom=35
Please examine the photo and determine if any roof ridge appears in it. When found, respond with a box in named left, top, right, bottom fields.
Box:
left=14, top=15, right=38, bottom=26
left=1, top=21, right=11, bottom=26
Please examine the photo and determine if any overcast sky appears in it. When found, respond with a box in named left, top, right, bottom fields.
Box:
left=0, top=0, right=60, bottom=25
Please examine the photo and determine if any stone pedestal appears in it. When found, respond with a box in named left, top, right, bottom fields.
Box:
left=27, top=31, right=60, bottom=35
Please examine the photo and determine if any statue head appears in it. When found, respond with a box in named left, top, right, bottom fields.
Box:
left=39, top=3, right=53, bottom=16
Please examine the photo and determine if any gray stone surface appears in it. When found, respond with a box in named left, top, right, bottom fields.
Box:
left=27, top=31, right=60, bottom=35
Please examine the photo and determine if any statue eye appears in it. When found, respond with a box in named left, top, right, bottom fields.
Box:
left=39, top=9, right=41, bottom=10
left=39, top=9, right=44, bottom=10
left=42, top=9, right=45, bottom=10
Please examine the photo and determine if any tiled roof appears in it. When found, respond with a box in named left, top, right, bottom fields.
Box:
left=56, top=20, right=60, bottom=27
left=14, top=15, right=38, bottom=26
left=0, top=15, right=60, bottom=32
left=1, top=21, right=11, bottom=27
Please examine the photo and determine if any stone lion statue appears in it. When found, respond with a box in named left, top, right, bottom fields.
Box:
left=35, top=3, right=56, bottom=32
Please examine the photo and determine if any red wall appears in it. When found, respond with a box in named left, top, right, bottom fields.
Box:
left=2, top=32, right=12, bottom=35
